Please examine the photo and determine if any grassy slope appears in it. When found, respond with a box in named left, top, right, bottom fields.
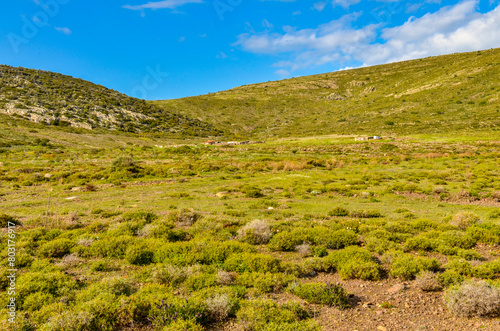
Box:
left=154, top=48, right=500, bottom=139
left=0, top=65, right=223, bottom=138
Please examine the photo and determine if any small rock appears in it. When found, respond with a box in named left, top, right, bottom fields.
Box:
left=376, top=310, right=383, bottom=316
left=44, top=173, right=52, bottom=178
left=388, top=284, right=407, bottom=294
left=66, top=196, right=78, bottom=201
left=215, top=191, right=229, bottom=198
left=71, top=187, right=82, bottom=192
left=377, top=326, right=387, bottom=331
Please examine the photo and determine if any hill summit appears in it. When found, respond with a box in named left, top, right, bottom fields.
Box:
left=0, top=65, right=222, bottom=137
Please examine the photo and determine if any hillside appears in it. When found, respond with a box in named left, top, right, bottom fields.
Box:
left=154, top=48, right=500, bottom=138
left=0, top=65, right=223, bottom=137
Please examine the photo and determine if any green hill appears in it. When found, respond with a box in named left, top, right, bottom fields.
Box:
left=0, top=65, right=223, bottom=137
left=154, top=48, right=500, bottom=138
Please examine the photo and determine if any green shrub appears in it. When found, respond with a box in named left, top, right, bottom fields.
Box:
left=466, top=224, right=500, bottom=245
left=438, top=270, right=464, bottom=287
left=224, top=253, right=281, bottom=273
left=163, top=319, right=205, bottom=331
left=444, top=258, right=473, bottom=276
left=325, top=246, right=381, bottom=280
left=450, top=211, right=480, bottom=230
left=237, top=220, right=272, bottom=245
left=457, top=249, right=482, bottom=261
left=90, top=260, right=116, bottom=272
left=184, top=273, right=218, bottom=292
left=154, top=240, right=256, bottom=266
left=125, top=243, right=154, bottom=266
left=328, top=207, right=349, bottom=217
left=438, top=231, right=476, bottom=249
left=22, top=292, right=56, bottom=311
left=389, top=254, right=440, bottom=280
left=90, top=236, right=135, bottom=258
left=243, top=187, right=264, bottom=198
left=350, top=210, right=382, bottom=218
left=473, top=260, right=500, bottom=279
left=39, top=310, right=94, bottom=331
left=325, top=229, right=358, bottom=249
left=17, top=270, right=77, bottom=307
left=403, top=236, right=435, bottom=252
left=236, top=273, right=296, bottom=294
left=148, top=296, right=208, bottom=329
left=312, top=246, right=328, bottom=257
left=268, top=232, right=303, bottom=252
left=122, top=210, right=158, bottom=223
left=289, top=282, right=350, bottom=309
left=38, top=239, right=75, bottom=258
left=168, top=208, right=201, bottom=226
left=0, top=214, right=21, bottom=227
left=237, top=299, right=314, bottom=330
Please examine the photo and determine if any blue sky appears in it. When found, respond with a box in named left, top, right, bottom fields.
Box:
left=1, top=0, right=499, bottom=100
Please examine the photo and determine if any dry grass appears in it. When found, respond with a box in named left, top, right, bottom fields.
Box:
left=415, top=271, right=442, bottom=292
left=237, top=220, right=272, bottom=245
left=450, top=211, right=480, bottom=230
left=445, top=280, right=500, bottom=317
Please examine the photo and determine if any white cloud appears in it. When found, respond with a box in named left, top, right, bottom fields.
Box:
left=123, top=0, right=203, bottom=11
left=332, top=0, right=361, bottom=9
left=235, top=0, right=500, bottom=71
left=55, top=27, right=72, bottom=35
left=313, top=1, right=328, bottom=12
left=275, top=69, right=291, bottom=77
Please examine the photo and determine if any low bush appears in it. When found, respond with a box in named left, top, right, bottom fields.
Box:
left=90, top=236, right=135, bottom=258
left=437, top=231, right=476, bottom=249
left=38, top=238, right=75, bottom=258
left=445, top=280, right=500, bottom=317
left=224, top=253, right=281, bottom=273
left=168, top=208, right=201, bottom=226
left=450, top=211, right=480, bottom=230
left=328, top=207, right=349, bottom=217
left=403, top=236, right=435, bottom=252
left=236, top=272, right=296, bottom=294
left=122, top=210, right=158, bottom=223
left=473, top=260, right=500, bottom=279
left=438, top=270, right=464, bottom=287
left=152, top=265, right=189, bottom=287
left=325, top=246, right=381, bottom=280
left=415, top=271, right=442, bottom=292
left=389, top=254, right=440, bottom=280
left=125, top=242, right=154, bottom=266
left=444, top=258, right=473, bottom=276
left=236, top=299, right=315, bottom=331
left=237, top=220, right=272, bottom=245
left=289, top=282, right=350, bottom=309
left=350, top=210, right=382, bottom=218
left=0, top=213, right=21, bottom=227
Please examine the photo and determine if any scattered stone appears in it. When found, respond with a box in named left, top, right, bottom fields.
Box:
left=388, top=284, right=407, bottom=294
left=44, top=173, right=52, bottom=178
left=71, top=187, right=82, bottom=192
left=377, top=326, right=387, bottom=331
left=66, top=196, right=78, bottom=201
left=216, top=191, right=229, bottom=198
